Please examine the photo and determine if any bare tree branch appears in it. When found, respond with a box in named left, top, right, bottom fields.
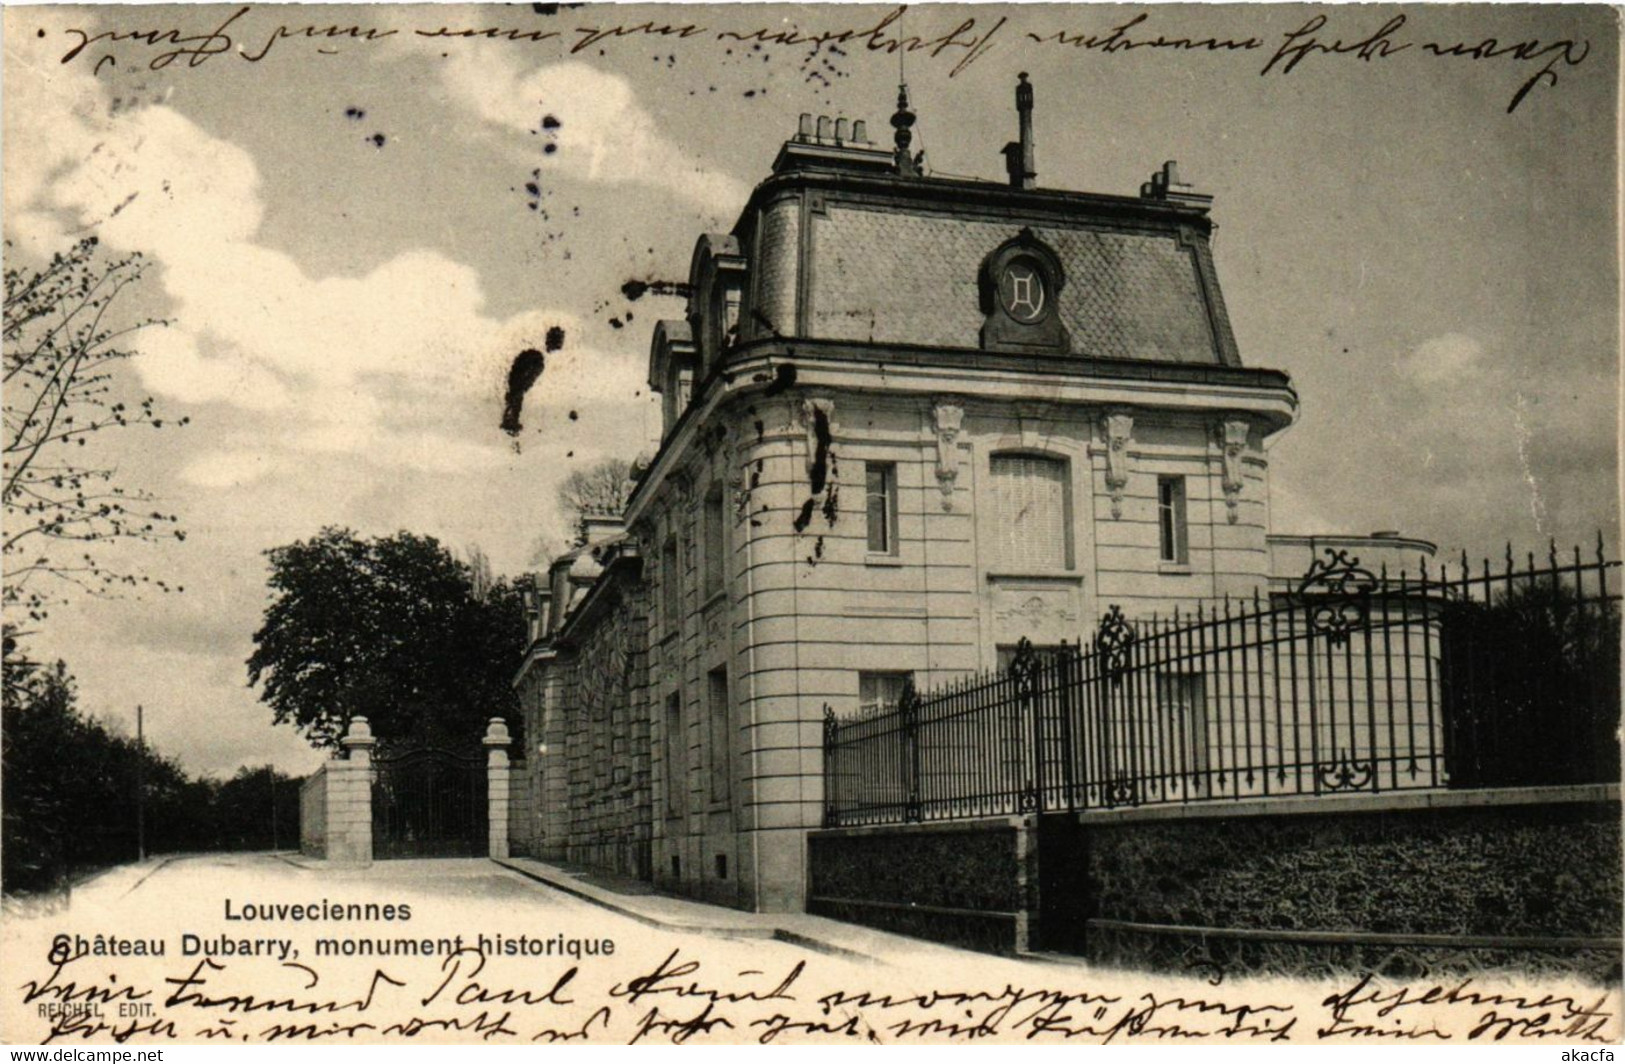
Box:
left=3, top=237, right=189, bottom=627
left=556, top=457, right=635, bottom=545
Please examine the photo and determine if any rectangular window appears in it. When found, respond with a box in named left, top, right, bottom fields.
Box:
left=708, top=667, right=730, bottom=803
left=703, top=490, right=725, bottom=596
left=662, top=537, right=680, bottom=632
left=1157, top=673, right=1208, bottom=779
left=664, top=692, right=686, bottom=818
left=676, top=367, right=694, bottom=413
left=989, top=455, right=1069, bottom=571
left=1158, top=476, right=1188, bottom=564
left=857, top=671, right=913, bottom=718
left=865, top=462, right=897, bottom=554
left=521, top=584, right=542, bottom=644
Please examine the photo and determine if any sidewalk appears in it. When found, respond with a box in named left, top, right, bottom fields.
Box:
left=493, top=855, right=970, bottom=965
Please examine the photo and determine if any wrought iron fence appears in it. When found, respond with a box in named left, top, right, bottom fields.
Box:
left=824, top=539, right=1620, bottom=827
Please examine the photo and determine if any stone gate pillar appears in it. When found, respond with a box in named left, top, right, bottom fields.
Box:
left=330, top=716, right=377, bottom=866
left=484, top=717, right=512, bottom=859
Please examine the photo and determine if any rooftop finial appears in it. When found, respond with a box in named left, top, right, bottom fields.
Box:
left=892, top=83, right=919, bottom=177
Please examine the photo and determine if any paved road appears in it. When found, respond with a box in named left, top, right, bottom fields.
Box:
left=8, top=851, right=839, bottom=967
left=7, top=853, right=1606, bottom=1045
left=2, top=852, right=897, bottom=1044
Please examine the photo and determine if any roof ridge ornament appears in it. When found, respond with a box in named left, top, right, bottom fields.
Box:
left=891, top=83, right=924, bottom=177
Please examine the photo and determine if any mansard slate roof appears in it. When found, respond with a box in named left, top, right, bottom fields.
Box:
left=735, top=164, right=1243, bottom=367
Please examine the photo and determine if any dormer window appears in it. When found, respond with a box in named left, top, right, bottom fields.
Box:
left=648, top=320, right=697, bottom=440
left=687, top=234, right=748, bottom=378
left=979, top=230, right=1069, bottom=354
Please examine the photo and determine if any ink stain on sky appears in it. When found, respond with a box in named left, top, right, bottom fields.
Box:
left=501, top=348, right=547, bottom=437
left=535, top=113, right=561, bottom=155
left=620, top=279, right=692, bottom=301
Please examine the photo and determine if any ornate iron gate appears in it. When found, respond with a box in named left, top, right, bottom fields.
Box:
left=371, top=747, right=486, bottom=858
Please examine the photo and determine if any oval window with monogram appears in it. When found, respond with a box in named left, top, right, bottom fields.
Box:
left=999, top=258, right=1048, bottom=323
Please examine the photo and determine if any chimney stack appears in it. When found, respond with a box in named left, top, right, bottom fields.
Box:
left=579, top=509, right=625, bottom=546
left=1139, top=160, right=1213, bottom=208
left=1004, top=72, right=1036, bottom=190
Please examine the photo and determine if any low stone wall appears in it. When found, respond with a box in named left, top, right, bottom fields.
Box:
left=806, top=788, right=1620, bottom=978
left=807, top=817, right=1034, bottom=952
left=299, top=768, right=328, bottom=859
left=1078, top=786, right=1622, bottom=980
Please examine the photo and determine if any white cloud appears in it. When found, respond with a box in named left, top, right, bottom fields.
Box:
left=1265, top=476, right=1339, bottom=536
left=1396, top=332, right=1483, bottom=385
left=439, top=50, right=748, bottom=215
left=180, top=449, right=289, bottom=489
left=3, top=34, right=644, bottom=485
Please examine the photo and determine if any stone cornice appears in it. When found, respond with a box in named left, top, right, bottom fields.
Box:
left=626, top=338, right=1298, bottom=527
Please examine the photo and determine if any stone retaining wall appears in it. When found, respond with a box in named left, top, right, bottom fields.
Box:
left=807, top=817, right=1035, bottom=952
left=806, top=787, right=1621, bottom=980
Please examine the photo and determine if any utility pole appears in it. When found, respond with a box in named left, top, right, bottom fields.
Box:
left=135, top=704, right=147, bottom=863
left=268, top=764, right=279, bottom=851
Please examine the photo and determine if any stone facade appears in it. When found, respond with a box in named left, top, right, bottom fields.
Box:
left=513, top=87, right=1433, bottom=912
left=515, top=538, right=656, bottom=880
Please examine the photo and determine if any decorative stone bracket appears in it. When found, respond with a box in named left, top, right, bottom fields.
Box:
left=932, top=401, right=964, bottom=511
left=1218, top=418, right=1250, bottom=524
left=1103, top=412, right=1134, bottom=519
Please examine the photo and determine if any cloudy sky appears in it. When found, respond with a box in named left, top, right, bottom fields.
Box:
left=4, top=3, right=1617, bottom=777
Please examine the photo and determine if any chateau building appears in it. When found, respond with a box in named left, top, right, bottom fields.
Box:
left=511, top=80, right=1432, bottom=912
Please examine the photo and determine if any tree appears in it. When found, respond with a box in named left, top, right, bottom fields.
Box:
left=247, top=528, right=526, bottom=751
left=557, top=457, right=635, bottom=545
left=1441, top=577, right=1621, bottom=788
left=209, top=767, right=303, bottom=852
left=3, top=651, right=309, bottom=893
left=3, top=237, right=189, bottom=631
left=1, top=658, right=197, bottom=893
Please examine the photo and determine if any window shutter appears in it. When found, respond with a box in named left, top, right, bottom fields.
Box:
left=990, top=455, right=1067, bottom=570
